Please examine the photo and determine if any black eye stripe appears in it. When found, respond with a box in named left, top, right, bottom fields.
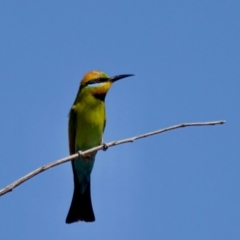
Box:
left=87, top=77, right=108, bottom=85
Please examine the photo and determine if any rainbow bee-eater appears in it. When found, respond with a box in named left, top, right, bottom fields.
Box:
left=66, top=70, right=134, bottom=224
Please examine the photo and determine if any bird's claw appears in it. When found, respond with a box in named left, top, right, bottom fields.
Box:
left=77, top=150, right=84, bottom=157
left=102, top=143, right=108, bottom=151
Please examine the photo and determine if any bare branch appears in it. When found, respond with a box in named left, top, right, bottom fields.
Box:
left=0, top=120, right=225, bottom=197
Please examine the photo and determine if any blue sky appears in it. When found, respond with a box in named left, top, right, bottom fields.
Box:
left=0, top=1, right=239, bottom=239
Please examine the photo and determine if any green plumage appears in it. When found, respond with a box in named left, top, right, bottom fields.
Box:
left=70, top=92, right=106, bottom=193
left=72, top=89, right=106, bottom=151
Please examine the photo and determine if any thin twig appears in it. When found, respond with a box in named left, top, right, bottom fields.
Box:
left=0, top=120, right=225, bottom=197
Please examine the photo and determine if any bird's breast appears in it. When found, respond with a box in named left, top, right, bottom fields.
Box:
left=75, top=100, right=105, bottom=151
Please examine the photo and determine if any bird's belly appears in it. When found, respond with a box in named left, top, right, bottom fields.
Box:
left=77, top=124, right=102, bottom=150
left=75, top=111, right=104, bottom=151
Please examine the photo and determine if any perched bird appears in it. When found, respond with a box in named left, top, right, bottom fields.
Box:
left=66, top=70, right=134, bottom=224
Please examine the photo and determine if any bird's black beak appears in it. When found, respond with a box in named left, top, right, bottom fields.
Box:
left=109, top=74, right=134, bottom=83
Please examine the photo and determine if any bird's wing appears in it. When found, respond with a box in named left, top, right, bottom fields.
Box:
left=68, top=107, right=77, bottom=155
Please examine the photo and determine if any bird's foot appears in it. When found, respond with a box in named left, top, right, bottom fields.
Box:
left=77, top=150, right=84, bottom=157
left=102, top=143, right=108, bottom=151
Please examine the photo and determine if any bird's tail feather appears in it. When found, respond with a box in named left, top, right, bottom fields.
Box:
left=65, top=180, right=95, bottom=223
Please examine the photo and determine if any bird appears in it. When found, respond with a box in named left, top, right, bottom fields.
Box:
left=65, top=70, right=134, bottom=224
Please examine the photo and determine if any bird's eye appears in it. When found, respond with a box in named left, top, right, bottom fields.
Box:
left=87, top=79, right=99, bottom=85
left=91, top=78, right=100, bottom=84
left=86, top=77, right=108, bottom=86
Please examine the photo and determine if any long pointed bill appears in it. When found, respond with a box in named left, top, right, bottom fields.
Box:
left=109, top=74, right=134, bottom=83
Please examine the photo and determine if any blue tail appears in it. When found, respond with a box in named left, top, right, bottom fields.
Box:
left=73, top=154, right=95, bottom=193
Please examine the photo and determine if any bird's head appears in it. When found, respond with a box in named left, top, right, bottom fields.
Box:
left=79, top=70, right=134, bottom=100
